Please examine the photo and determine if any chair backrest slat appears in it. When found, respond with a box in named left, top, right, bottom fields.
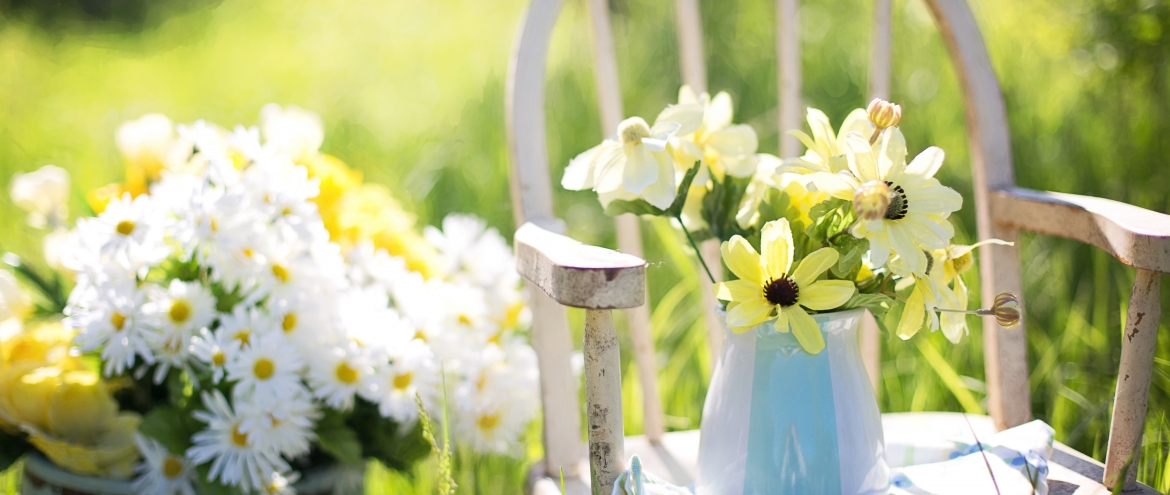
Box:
left=586, top=0, right=666, bottom=443
left=675, top=0, right=707, bottom=94
left=505, top=0, right=584, bottom=477
left=777, top=0, right=802, bottom=158
left=868, top=0, right=894, bottom=101
left=921, top=0, right=1031, bottom=432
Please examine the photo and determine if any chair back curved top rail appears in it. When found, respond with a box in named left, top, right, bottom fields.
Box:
left=508, top=0, right=1168, bottom=492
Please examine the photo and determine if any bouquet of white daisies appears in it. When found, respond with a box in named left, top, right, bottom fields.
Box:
left=0, top=106, right=540, bottom=494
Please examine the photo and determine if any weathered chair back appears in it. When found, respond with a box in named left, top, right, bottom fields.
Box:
left=507, top=0, right=1170, bottom=491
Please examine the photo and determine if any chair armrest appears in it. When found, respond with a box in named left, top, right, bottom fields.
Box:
left=993, top=187, right=1170, bottom=273
left=514, top=222, right=647, bottom=309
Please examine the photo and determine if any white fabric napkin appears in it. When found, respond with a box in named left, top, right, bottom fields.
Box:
left=609, top=420, right=1056, bottom=495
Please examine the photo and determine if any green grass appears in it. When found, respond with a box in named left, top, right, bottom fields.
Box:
left=1, top=0, right=1168, bottom=492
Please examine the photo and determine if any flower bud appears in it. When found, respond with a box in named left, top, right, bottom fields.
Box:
left=991, top=292, right=1021, bottom=328
left=853, top=180, right=892, bottom=221
left=866, top=98, right=902, bottom=129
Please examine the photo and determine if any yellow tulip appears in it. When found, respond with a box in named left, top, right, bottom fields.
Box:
left=10, top=366, right=63, bottom=430
left=48, top=371, right=119, bottom=445
left=27, top=412, right=141, bottom=479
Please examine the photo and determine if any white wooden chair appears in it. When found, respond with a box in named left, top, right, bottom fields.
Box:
left=505, top=0, right=1168, bottom=493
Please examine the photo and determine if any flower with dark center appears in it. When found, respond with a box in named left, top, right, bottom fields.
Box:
left=884, top=181, right=909, bottom=220
left=763, top=277, right=799, bottom=307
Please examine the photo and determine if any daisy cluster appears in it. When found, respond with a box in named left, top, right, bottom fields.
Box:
left=564, top=90, right=1018, bottom=355
left=38, top=106, right=540, bottom=493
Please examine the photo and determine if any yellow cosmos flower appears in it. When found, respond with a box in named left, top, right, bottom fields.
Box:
left=713, top=219, right=856, bottom=354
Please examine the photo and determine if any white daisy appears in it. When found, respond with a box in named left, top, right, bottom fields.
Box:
left=345, top=241, right=411, bottom=293
left=258, top=470, right=300, bottom=495
left=190, top=326, right=238, bottom=383
left=187, top=390, right=289, bottom=491
left=74, top=192, right=168, bottom=273
left=338, top=287, right=411, bottom=357
left=237, top=390, right=319, bottom=459
left=367, top=340, right=438, bottom=423
left=68, top=280, right=154, bottom=376
left=226, top=332, right=307, bottom=408
left=133, top=433, right=197, bottom=495
left=266, top=290, right=338, bottom=350
left=150, top=280, right=217, bottom=335
left=306, top=342, right=375, bottom=410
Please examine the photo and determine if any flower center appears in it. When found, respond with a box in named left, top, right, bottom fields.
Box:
left=169, top=300, right=191, bottom=324
left=271, top=264, right=291, bottom=282
left=952, top=251, right=973, bottom=275
left=110, top=312, right=127, bottom=330
left=231, top=424, right=249, bottom=447
left=162, top=456, right=184, bottom=479
left=617, top=118, right=652, bottom=145
left=335, top=363, right=359, bottom=384
left=477, top=412, right=500, bottom=431
left=115, top=220, right=136, bottom=236
left=393, top=372, right=412, bottom=391
left=253, top=358, right=275, bottom=380
left=883, top=181, right=909, bottom=220
left=232, top=330, right=251, bottom=345
left=212, top=351, right=226, bottom=367
left=412, top=330, right=427, bottom=342
left=282, top=313, right=297, bottom=333
left=457, top=314, right=473, bottom=326
left=763, top=277, right=800, bottom=307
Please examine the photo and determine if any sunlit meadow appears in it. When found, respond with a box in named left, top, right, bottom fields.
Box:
left=0, top=0, right=1167, bottom=492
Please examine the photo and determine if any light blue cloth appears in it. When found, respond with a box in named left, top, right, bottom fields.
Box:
left=610, top=420, right=1056, bottom=495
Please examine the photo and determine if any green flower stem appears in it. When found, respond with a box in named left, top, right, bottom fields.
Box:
left=677, top=215, right=716, bottom=284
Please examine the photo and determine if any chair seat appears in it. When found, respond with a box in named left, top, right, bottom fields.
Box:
left=529, top=412, right=1159, bottom=494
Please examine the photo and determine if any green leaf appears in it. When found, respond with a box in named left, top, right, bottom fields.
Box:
left=663, top=162, right=701, bottom=218
left=839, top=292, right=894, bottom=317
left=343, top=399, right=430, bottom=473
left=603, top=199, right=664, bottom=217
left=315, top=408, right=364, bottom=467
left=830, top=237, right=868, bottom=279
left=0, top=430, right=31, bottom=472
left=139, top=405, right=201, bottom=454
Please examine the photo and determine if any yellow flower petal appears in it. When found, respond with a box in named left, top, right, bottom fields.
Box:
left=725, top=297, right=773, bottom=329
left=760, top=219, right=794, bottom=281
left=787, top=306, right=825, bottom=354
left=897, top=283, right=926, bottom=339
left=799, top=280, right=855, bottom=311
left=791, top=248, right=839, bottom=287
left=773, top=308, right=790, bottom=333
left=721, top=236, right=762, bottom=285
left=714, top=280, right=763, bottom=303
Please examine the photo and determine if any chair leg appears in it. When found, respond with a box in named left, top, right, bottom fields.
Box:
left=584, top=309, right=626, bottom=494
left=1104, top=269, right=1161, bottom=491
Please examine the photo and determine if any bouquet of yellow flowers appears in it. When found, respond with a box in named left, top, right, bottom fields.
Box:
left=1, top=105, right=540, bottom=493
left=563, top=88, right=1020, bottom=354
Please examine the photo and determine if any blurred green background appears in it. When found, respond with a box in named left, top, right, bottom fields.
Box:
left=1, top=0, right=1168, bottom=492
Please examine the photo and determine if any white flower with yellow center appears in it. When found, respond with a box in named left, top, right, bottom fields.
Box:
left=258, top=470, right=300, bottom=495
left=811, top=129, right=963, bottom=273
left=145, top=280, right=216, bottom=383
left=713, top=219, right=856, bottom=354
left=267, top=290, right=337, bottom=351
left=931, top=239, right=1014, bottom=342
left=191, top=327, right=239, bottom=383
left=237, top=391, right=319, bottom=459
left=75, top=193, right=167, bottom=272
left=779, top=107, right=872, bottom=175
left=116, top=113, right=178, bottom=177
left=226, top=332, right=307, bottom=408
left=562, top=109, right=696, bottom=209
left=133, top=433, right=196, bottom=495
left=889, top=251, right=954, bottom=341
left=151, top=280, right=216, bottom=335
left=666, top=85, right=760, bottom=179
left=307, top=343, right=375, bottom=411
left=188, top=391, right=288, bottom=491
left=69, top=280, right=154, bottom=376
left=424, top=214, right=519, bottom=291
left=368, top=340, right=438, bottom=423
left=345, top=240, right=411, bottom=292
